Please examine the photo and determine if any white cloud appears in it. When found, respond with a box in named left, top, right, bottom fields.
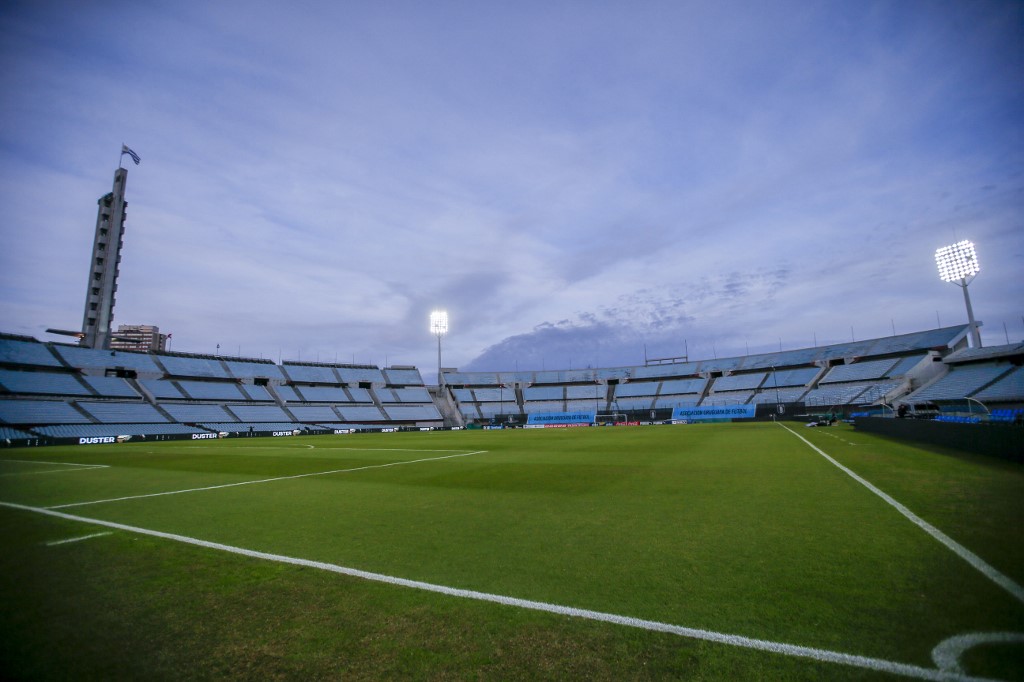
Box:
left=1, top=0, right=1021, bottom=376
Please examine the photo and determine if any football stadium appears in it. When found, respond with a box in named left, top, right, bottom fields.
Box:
left=2, top=188, right=1023, bottom=678
left=2, top=6, right=1023, bottom=678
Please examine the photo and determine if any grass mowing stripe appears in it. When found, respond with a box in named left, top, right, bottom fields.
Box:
left=46, top=450, right=488, bottom=510
left=0, top=499, right=998, bottom=682
left=777, top=422, right=1024, bottom=606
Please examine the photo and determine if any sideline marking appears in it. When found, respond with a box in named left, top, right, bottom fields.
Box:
left=778, top=422, right=1024, bottom=605
left=0, top=499, right=999, bottom=682
left=46, top=531, right=112, bottom=546
left=932, top=633, right=1024, bottom=674
left=184, top=446, right=473, bottom=453
left=0, top=459, right=108, bottom=476
left=47, top=450, right=488, bottom=510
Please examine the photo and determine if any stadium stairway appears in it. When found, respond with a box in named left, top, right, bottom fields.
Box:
left=431, top=386, right=465, bottom=428
left=68, top=400, right=99, bottom=423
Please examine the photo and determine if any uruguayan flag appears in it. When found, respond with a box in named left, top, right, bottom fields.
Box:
left=121, top=144, right=141, bottom=165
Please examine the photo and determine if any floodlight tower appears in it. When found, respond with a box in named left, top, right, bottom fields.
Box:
left=430, top=309, right=448, bottom=386
left=935, top=240, right=982, bottom=348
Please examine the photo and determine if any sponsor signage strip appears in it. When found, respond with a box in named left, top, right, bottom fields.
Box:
left=671, top=405, right=756, bottom=421
left=526, top=411, right=596, bottom=426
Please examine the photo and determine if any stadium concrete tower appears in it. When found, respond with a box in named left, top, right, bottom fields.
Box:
left=80, top=166, right=129, bottom=349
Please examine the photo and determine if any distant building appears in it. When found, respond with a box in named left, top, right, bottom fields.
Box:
left=109, top=324, right=167, bottom=352
left=80, top=168, right=129, bottom=349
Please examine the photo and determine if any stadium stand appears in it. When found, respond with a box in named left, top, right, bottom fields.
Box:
left=336, top=366, right=387, bottom=384
left=0, top=337, right=443, bottom=441
left=176, top=380, right=247, bottom=401
left=612, top=396, right=656, bottom=411
left=887, top=354, right=927, bottom=378
left=199, top=422, right=329, bottom=433
left=566, top=384, right=603, bottom=400
left=0, top=369, right=92, bottom=396
left=750, top=386, right=808, bottom=404
left=704, top=391, right=755, bottom=405
left=138, top=379, right=186, bottom=399
left=34, top=423, right=203, bottom=438
left=905, top=363, right=1013, bottom=403
left=293, top=386, right=350, bottom=402
left=522, top=399, right=563, bottom=414
left=614, top=381, right=660, bottom=397
left=1, top=324, right=1017, bottom=441
left=975, top=367, right=1024, bottom=403
left=162, top=403, right=236, bottom=422
left=0, top=400, right=91, bottom=424
left=223, top=359, right=284, bottom=380
left=523, top=386, right=562, bottom=401
left=288, top=405, right=342, bottom=421
left=384, top=404, right=442, bottom=421
left=767, top=367, right=820, bottom=386
left=226, top=404, right=292, bottom=422
left=711, top=373, right=766, bottom=391
left=156, top=354, right=231, bottom=378
left=282, top=363, right=339, bottom=383
left=79, top=402, right=168, bottom=423
left=802, top=383, right=872, bottom=407
left=51, top=343, right=161, bottom=373
left=384, top=387, right=433, bottom=403
left=819, top=359, right=898, bottom=384
left=631, top=362, right=700, bottom=379
left=1, top=425, right=36, bottom=441
left=274, top=384, right=301, bottom=402
left=855, top=381, right=902, bottom=405
left=81, top=375, right=139, bottom=398
left=346, top=387, right=374, bottom=403
left=239, top=384, right=274, bottom=401
left=0, top=336, right=62, bottom=367
left=383, top=367, right=425, bottom=385
left=438, top=326, right=988, bottom=424
left=336, top=405, right=385, bottom=421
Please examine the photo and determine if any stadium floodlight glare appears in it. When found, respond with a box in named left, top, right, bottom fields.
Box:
left=430, top=310, right=448, bottom=385
left=429, top=310, right=449, bottom=337
left=935, top=240, right=982, bottom=348
left=935, top=240, right=980, bottom=283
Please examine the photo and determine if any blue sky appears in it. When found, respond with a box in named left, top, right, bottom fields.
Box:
left=1, top=1, right=1021, bottom=378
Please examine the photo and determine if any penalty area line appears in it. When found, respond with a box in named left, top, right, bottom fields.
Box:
left=46, top=531, right=112, bottom=546
left=0, top=459, right=109, bottom=476
left=46, top=450, right=488, bottom=510
left=777, top=422, right=1024, bottom=606
left=0, top=500, right=993, bottom=682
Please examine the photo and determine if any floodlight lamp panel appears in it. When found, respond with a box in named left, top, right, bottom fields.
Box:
left=935, top=240, right=979, bottom=282
left=430, top=310, right=449, bottom=336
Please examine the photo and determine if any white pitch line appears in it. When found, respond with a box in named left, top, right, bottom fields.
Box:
left=186, top=446, right=473, bottom=453
left=0, top=499, right=998, bottom=682
left=931, top=632, right=1024, bottom=673
left=46, top=531, right=112, bottom=546
left=46, top=450, right=488, bottom=510
left=322, top=447, right=481, bottom=452
left=1, top=459, right=107, bottom=467
left=778, top=422, right=1024, bottom=606
left=0, top=459, right=109, bottom=476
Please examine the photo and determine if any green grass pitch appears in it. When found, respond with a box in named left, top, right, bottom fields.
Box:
left=1, top=422, right=1022, bottom=680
